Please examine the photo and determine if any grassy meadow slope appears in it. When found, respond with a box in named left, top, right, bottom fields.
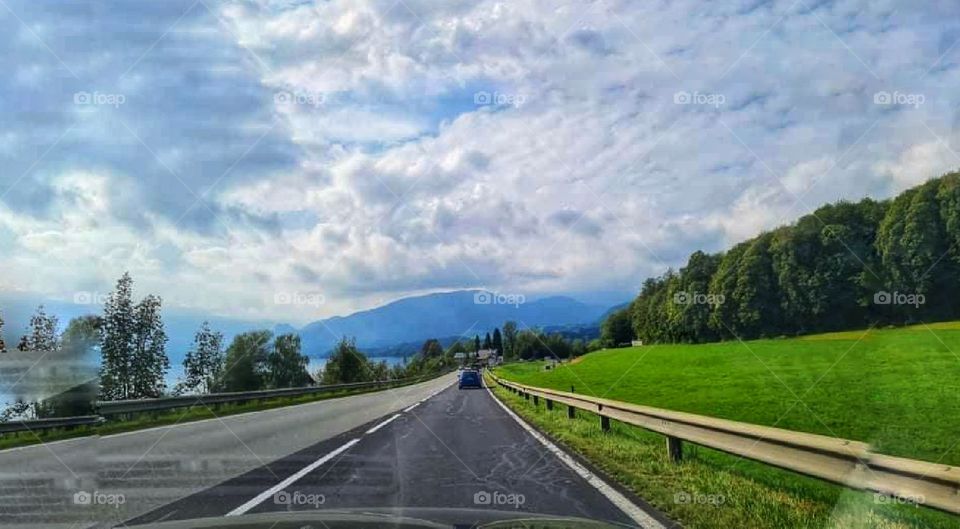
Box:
left=496, top=322, right=960, bottom=466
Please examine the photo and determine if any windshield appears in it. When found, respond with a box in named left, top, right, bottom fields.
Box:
left=1, top=1, right=959, bottom=529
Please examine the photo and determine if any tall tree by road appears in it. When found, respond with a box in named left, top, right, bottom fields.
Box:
left=502, top=321, right=518, bottom=359
left=100, top=273, right=170, bottom=400
left=181, top=321, right=225, bottom=394
left=420, top=338, right=444, bottom=358
left=220, top=330, right=271, bottom=392
left=131, top=294, right=169, bottom=398
left=323, top=337, right=369, bottom=384
left=267, top=334, right=312, bottom=388
left=100, top=273, right=136, bottom=399
left=19, top=305, right=59, bottom=352
left=473, top=334, right=480, bottom=352
left=483, top=332, right=492, bottom=350
left=492, top=328, right=503, bottom=356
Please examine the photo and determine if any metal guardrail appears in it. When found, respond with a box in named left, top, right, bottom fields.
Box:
left=0, top=374, right=443, bottom=435
left=488, top=372, right=960, bottom=516
left=0, top=415, right=103, bottom=434
left=97, top=378, right=416, bottom=416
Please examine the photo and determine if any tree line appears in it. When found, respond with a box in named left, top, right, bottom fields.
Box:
left=605, top=171, right=960, bottom=345
left=419, top=320, right=593, bottom=362
left=1, top=272, right=450, bottom=419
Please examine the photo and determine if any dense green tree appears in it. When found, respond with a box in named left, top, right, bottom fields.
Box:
left=473, top=334, right=481, bottom=352
left=131, top=294, right=169, bottom=398
left=626, top=172, right=960, bottom=344
left=267, top=334, right=312, bottom=388
left=502, top=321, right=518, bottom=359
left=420, top=338, right=444, bottom=358
left=20, top=305, right=59, bottom=352
left=220, top=330, right=272, bottom=391
left=600, top=307, right=633, bottom=346
left=322, top=337, right=370, bottom=384
left=100, top=273, right=138, bottom=400
left=483, top=332, right=492, bottom=350
left=732, top=234, right=783, bottom=337
left=492, top=328, right=503, bottom=355
left=180, top=322, right=225, bottom=394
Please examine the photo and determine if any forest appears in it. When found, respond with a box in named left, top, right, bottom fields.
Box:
left=608, top=171, right=960, bottom=344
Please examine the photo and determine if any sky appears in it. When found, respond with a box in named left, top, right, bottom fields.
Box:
left=0, top=0, right=958, bottom=325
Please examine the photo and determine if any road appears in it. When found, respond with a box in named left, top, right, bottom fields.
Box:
left=0, top=375, right=452, bottom=528
left=1, top=375, right=668, bottom=528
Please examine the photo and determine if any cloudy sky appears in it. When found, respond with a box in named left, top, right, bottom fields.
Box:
left=0, top=0, right=958, bottom=324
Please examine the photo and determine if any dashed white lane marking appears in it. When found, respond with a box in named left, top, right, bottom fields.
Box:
left=366, top=414, right=401, bottom=434
left=224, top=378, right=454, bottom=518
left=486, top=385, right=666, bottom=529
left=225, top=438, right=360, bottom=516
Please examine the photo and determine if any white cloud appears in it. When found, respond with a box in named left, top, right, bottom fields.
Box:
left=0, top=0, right=958, bottom=323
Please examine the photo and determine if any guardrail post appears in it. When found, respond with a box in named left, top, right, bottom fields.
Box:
left=601, top=415, right=610, bottom=432
left=546, top=399, right=553, bottom=410
left=667, top=436, right=683, bottom=462
left=533, top=395, right=539, bottom=406
left=567, top=405, right=575, bottom=419
left=524, top=392, right=530, bottom=401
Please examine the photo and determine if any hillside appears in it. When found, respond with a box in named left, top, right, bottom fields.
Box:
left=496, top=322, right=960, bottom=467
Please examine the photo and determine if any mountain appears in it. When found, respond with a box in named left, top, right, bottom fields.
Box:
left=297, top=290, right=608, bottom=356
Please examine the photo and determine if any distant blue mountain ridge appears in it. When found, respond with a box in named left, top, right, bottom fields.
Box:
left=0, top=290, right=617, bottom=362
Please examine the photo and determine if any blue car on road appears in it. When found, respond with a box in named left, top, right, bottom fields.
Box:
left=458, top=369, right=482, bottom=389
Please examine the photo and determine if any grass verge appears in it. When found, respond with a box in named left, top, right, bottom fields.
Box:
left=486, top=376, right=958, bottom=529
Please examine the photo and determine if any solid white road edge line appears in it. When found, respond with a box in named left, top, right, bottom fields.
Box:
left=485, top=385, right=666, bottom=529
left=225, top=438, right=360, bottom=516
left=403, top=402, right=420, bottom=412
left=366, top=414, right=401, bottom=434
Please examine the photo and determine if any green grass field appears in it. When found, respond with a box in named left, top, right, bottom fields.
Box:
left=495, top=322, right=960, bottom=467
left=488, top=379, right=957, bottom=529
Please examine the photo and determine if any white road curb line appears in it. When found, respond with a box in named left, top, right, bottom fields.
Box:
left=486, top=385, right=666, bottom=529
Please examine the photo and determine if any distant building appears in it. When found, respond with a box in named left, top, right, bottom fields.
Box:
left=476, top=349, right=499, bottom=366
left=631, top=340, right=644, bottom=347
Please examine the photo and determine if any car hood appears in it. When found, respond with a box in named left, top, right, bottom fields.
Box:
left=128, top=507, right=632, bottom=528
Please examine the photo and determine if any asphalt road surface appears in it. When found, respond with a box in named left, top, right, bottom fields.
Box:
left=0, top=374, right=453, bottom=528
left=124, top=380, right=666, bottom=528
